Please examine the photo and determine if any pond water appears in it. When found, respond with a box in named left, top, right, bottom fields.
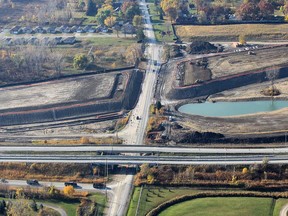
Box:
left=178, top=100, right=288, bottom=117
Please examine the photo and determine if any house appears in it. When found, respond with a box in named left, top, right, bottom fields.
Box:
left=76, top=27, right=84, bottom=33
left=101, top=26, right=109, bottom=33
left=70, top=26, right=78, bottom=33
left=27, top=37, right=39, bottom=45
left=63, top=27, right=71, bottom=33
left=41, top=37, right=51, bottom=45
left=33, top=26, right=45, bottom=34
left=55, top=25, right=66, bottom=33
left=2, top=37, right=13, bottom=45
left=83, top=25, right=91, bottom=32
left=87, top=27, right=96, bottom=33
left=122, top=23, right=135, bottom=34
left=10, top=26, right=22, bottom=34
left=21, top=27, right=33, bottom=34
left=54, top=37, right=63, bottom=44
left=61, top=36, right=76, bottom=44
left=14, top=38, right=27, bottom=45
left=46, top=27, right=56, bottom=34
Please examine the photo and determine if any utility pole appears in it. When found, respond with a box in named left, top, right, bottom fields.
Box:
left=105, top=158, right=108, bottom=200
left=285, top=132, right=287, bottom=147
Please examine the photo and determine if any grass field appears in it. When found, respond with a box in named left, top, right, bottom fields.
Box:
left=159, top=197, right=274, bottom=216
left=175, top=23, right=288, bottom=41
left=127, top=187, right=201, bottom=216
left=148, top=4, right=175, bottom=42
left=127, top=187, right=288, bottom=216
left=42, top=199, right=79, bottom=216
left=273, top=198, right=288, bottom=216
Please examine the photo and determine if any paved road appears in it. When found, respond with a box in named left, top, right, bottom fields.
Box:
left=0, top=154, right=287, bottom=165
left=42, top=203, right=67, bottom=216
left=1, top=145, right=288, bottom=154
left=280, top=203, right=288, bottom=216
left=108, top=0, right=161, bottom=215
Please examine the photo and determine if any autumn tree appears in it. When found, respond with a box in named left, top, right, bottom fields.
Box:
left=125, top=44, right=142, bottom=64
left=96, top=3, right=113, bottom=25
left=125, top=5, right=141, bottom=20
left=265, top=67, right=279, bottom=98
left=165, top=7, right=178, bottom=22
left=258, top=0, right=274, bottom=18
left=160, top=0, right=180, bottom=13
left=7, top=199, right=36, bottom=216
left=132, top=15, right=142, bottom=28
left=121, top=1, right=137, bottom=14
left=239, top=34, right=246, bottom=44
left=63, top=185, right=75, bottom=196
left=242, top=167, right=248, bottom=174
left=80, top=136, right=90, bottom=144
left=104, top=16, right=117, bottom=27
left=236, top=2, right=259, bottom=20
left=73, top=54, right=88, bottom=69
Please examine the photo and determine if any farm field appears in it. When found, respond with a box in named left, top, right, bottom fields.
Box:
left=159, top=197, right=274, bottom=216
left=175, top=24, right=288, bottom=41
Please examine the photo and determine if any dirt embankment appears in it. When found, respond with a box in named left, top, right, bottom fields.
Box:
left=0, top=70, right=144, bottom=126
left=166, top=65, right=288, bottom=100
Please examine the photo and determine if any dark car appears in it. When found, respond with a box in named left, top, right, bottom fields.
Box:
left=26, top=179, right=39, bottom=185
left=93, top=183, right=105, bottom=189
left=64, top=182, right=77, bottom=187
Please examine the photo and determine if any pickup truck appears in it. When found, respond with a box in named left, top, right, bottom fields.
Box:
left=26, top=179, right=39, bottom=185
left=93, top=183, right=105, bottom=189
left=64, top=182, right=78, bottom=187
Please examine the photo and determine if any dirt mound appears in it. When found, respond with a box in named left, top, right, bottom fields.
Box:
left=188, top=41, right=218, bottom=54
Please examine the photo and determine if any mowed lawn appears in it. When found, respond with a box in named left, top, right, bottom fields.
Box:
left=159, top=197, right=274, bottom=216
left=175, top=24, right=288, bottom=41
left=273, top=198, right=288, bottom=216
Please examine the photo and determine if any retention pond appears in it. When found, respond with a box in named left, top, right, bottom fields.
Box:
left=178, top=100, right=288, bottom=117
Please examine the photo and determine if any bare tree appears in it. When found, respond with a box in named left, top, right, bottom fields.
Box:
left=125, top=44, right=142, bottom=65
left=266, top=65, right=279, bottom=99
left=50, top=52, right=65, bottom=77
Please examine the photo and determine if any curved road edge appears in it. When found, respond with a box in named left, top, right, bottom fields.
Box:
left=280, top=203, right=288, bottom=216
left=42, top=203, right=68, bottom=216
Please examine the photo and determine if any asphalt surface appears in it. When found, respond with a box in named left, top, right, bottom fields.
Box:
left=108, top=0, right=161, bottom=215
left=0, top=154, right=287, bottom=165
left=1, top=145, right=288, bottom=154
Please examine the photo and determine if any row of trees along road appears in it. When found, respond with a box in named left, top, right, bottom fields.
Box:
left=159, top=0, right=288, bottom=23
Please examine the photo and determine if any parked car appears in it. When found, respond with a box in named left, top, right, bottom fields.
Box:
left=0, top=178, right=7, bottom=183
left=26, top=179, right=39, bottom=185
left=64, top=182, right=77, bottom=187
left=93, top=183, right=105, bottom=189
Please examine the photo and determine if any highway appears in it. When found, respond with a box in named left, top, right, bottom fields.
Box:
left=0, top=154, right=287, bottom=165
left=1, top=145, right=288, bottom=154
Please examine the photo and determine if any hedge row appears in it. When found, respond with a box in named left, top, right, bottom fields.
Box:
left=146, top=191, right=288, bottom=216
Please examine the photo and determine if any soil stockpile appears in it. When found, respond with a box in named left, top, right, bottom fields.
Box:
left=188, top=41, right=218, bottom=54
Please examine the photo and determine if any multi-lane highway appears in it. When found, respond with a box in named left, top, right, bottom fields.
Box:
left=0, top=154, right=287, bottom=165
left=1, top=145, right=288, bottom=154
